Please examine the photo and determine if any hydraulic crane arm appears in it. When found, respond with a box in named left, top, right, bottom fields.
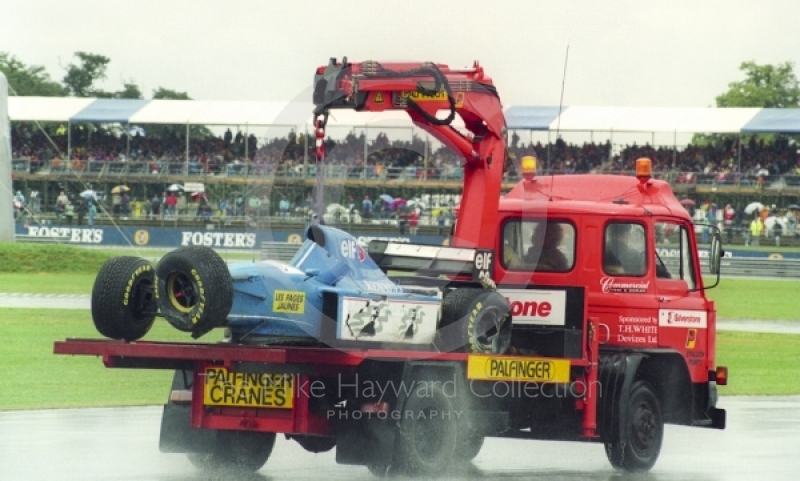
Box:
left=312, top=58, right=507, bottom=250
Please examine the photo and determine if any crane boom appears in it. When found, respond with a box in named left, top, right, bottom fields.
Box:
left=312, top=58, right=507, bottom=250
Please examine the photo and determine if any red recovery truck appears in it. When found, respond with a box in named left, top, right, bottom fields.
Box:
left=55, top=59, right=727, bottom=477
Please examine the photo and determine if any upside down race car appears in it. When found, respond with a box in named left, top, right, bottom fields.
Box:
left=90, top=224, right=512, bottom=353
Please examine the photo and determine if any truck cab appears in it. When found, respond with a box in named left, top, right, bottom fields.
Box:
left=494, top=157, right=724, bottom=432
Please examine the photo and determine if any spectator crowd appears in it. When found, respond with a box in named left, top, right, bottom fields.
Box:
left=11, top=122, right=800, bottom=181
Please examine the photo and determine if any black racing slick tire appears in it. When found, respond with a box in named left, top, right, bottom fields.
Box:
left=91, top=256, right=157, bottom=341
left=437, top=288, right=511, bottom=354
left=605, top=381, right=664, bottom=472
left=155, top=246, right=233, bottom=338
left=394, top=383, right=458, bottom=476
left=187, top=430, right=276, bottom=473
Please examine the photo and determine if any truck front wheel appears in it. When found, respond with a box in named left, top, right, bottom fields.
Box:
left=187, top=430, right=275, bottom=473
left=605, top=381, right=663, bottom=472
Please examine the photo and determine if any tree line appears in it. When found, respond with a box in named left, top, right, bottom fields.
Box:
left=0, top=51, right=190, bottom=100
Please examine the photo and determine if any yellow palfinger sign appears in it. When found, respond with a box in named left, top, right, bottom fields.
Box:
left=467, top=355, right=570, bottom=383
left=203, top=367, right=294, bottom=409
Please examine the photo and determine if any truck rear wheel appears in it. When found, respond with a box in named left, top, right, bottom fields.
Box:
left=187, top=430, right=275, bottom=473
left=394, top=383, right=458, bottom=475
left=155, top=246, right=233, bottom=337
left=605, top=381, right=663, bottom=472
left=290, top=435, right=336, bottom=453
left=91, top=256, right=156, bottom=341
left=437, top=288, right=511, bottom=354
left=456, top=430, right=484, bottom=461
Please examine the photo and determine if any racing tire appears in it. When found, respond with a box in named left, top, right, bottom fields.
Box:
left=187, top=430, right=276, bottom=473
left=394, top=383, right=458, bottom=476
left=155, top=246, right=233, bottom=337
left=91, top=256, right=157, bottom=341
left=436, top=288, right=511, bottom=354
left=604, top=381, right=663, bottom=472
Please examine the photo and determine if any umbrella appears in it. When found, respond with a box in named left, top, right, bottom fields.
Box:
left=80, top=189, right=98, bottom=201
left=323, top=203, right=350, bottom=224
left=679, top=198, right=695, bottom=207
left=744, top=202, right=765, bottom=215
left=379, top=194, right=394, bottom=204
left=325, top=203, right=350, bottom=215
left=191, top=192, right=208, bottom=201
left=392, top=197, right=407, bottom=210
left=166, top=183, right=184, bottom=192
left=111, top=185, right=130, bottom=195
left=128, top=126, right=146, bottom=137
left=764, top=216, right=788, bottom=232
left=407, top=199, right=427, bottom=209
left=788, top=204, right=800, bottom=210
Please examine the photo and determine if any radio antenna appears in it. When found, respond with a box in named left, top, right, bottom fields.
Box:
left=555, top=44, right=569, bottom=146
left=550, top=44, right=569, bottom=200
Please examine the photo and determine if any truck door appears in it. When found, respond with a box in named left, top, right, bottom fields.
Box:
left=653, top=220, right=710, bottom=379
left=596, top=221, right=660, bottom=347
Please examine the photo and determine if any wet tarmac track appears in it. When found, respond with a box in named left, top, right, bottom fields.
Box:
left=1, top=294, right=798, bottom=480
left=1, top=396, right=798, bottom=481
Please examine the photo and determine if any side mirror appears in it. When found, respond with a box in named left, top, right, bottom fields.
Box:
left=702, top=227, right=723, bottom=289
left=709, top=232, right=722, bottom=275
left=304, top=268, right=320, bottom=278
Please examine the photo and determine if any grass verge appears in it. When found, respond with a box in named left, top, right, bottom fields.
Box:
left=716, top=331, right=800, bottom=396
left=0, top=309, right=795, bottom=411
left=5, top=273, right=799, bottom=322
left=0, top=309, right=222, bottom=410
left=705, top=277, right=800, bottom=321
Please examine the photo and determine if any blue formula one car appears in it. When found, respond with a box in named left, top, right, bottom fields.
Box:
left=90, top=224, right=512, bottom=353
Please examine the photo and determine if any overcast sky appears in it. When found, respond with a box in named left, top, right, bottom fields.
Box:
left=4, top=0, right=799, bottom=110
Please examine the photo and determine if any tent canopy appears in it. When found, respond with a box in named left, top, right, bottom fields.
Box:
left=70, top=99, right=149, bottom=123
left=742, top=109, right=800, bottom=133
left=8, top=97, right=93, bottom=122
left=7, top=96, right=800, bottom=135
left=505, top=106, right=564, bottom=130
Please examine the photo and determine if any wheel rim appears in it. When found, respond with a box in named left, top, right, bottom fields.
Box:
left=631, top=400, right=659, bottom=454
left=130, top=277, right=155, bottom=320
left=473, top=306, right=507, bottom=352
left=166, top=272, right=197, bottom=313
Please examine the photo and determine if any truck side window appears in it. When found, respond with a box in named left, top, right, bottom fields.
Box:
left=502, top=220, right=575, bottom=272
left=604, top=223, right=646, bottom=276
left=654, top=221, right=697, bottom=289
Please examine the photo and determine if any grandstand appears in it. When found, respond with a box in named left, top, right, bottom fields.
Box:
left=8, top=97, right=800, bottom=231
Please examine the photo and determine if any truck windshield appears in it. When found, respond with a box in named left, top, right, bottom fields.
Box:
left=604, top=222, right=647, bottom=276
left=502, top=220, right=575, bottom=272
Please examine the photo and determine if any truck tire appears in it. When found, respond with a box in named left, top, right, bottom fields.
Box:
left=437, top=288, right=511, bottom=354
left=156, top=246, right=233, bottom=337
left=187, top=430, right=275, bottom=473
left=455, top=430, right=484, bottom=461
left=604, top=381, right=663, bottom=472
left=290, top=435, right=336, bottom=453
left=394, top=383, right=458, bottom=475
left=91, top=256, right=157, bottom=341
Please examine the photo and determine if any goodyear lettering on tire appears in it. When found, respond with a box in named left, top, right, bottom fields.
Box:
left=190, top=268, right=206, bottom=325
left=467, top=301, right=483, bottom=352
left=123, top=264, right=152, bottom=306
